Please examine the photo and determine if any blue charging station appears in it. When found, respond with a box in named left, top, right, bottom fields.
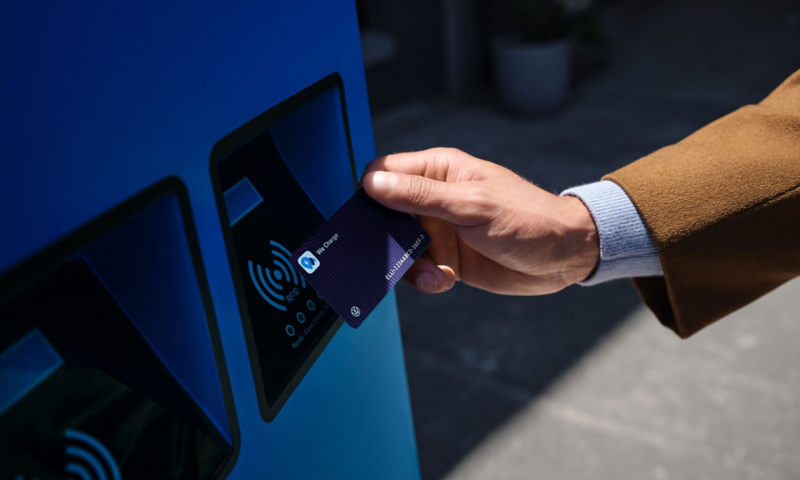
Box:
left=0, top=3, right=421, bottom=479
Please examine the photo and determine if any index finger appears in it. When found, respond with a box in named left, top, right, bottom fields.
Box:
left=363, top=148, right=486, bottom=183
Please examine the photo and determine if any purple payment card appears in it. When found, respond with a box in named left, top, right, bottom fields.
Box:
left=291, top=189, right=430, bottom=328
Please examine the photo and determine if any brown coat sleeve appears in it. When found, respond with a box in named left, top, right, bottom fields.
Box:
left=604, top=69, right=800, bottom=338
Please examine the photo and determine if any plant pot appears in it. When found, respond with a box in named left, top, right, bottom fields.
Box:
left=492, top=33, right=573, bottom=115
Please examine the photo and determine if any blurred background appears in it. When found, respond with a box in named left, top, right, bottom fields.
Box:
left=357, top=0, right=800, bottom=478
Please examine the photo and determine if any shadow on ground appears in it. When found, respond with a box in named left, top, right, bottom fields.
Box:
left=397, top=281, right=641, bottom=479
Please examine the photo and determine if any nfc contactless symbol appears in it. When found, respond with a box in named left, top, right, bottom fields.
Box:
left=64, top=429, right=122, bottom=480
left=350, top=306, right=361, bottom=318
left=298, top=251, right=320, bottom=274
left=248, top=240, right=307, bottom=311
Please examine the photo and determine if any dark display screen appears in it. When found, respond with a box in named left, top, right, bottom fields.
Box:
left=217, top=132, right=340, bottom=410
left=0, top=259, right=231, bottom=480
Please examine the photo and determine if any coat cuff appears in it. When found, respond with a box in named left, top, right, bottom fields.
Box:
left=561, top=180, right=663, bottom=285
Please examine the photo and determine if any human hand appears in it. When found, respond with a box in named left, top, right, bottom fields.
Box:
left=362, top=148, right=599, bottom=295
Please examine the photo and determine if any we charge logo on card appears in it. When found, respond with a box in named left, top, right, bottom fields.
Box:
left=298, top=233, right=338, bottom=273
left=291, top=189, right=430, bottom=328
left=298, top=251, right=320, bottom=273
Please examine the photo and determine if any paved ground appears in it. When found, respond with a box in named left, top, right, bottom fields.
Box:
left=372, top=0, right=800, bottom=479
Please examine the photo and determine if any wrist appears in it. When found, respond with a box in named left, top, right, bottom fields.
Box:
left=559, top=195, right=600, bottom=285
left=561, top=180, right=662, bottom=285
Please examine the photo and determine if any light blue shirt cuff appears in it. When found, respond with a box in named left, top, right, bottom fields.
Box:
left=561, top=180, right=663, bottom=286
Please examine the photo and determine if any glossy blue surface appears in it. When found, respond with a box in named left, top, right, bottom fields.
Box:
left=0, top=2, right=420, bottom=478
left=81, top=193, right=231, bottom=444
left=271, top=87, right=357, bottom=220
left=0, top=329, right=63, bottom=417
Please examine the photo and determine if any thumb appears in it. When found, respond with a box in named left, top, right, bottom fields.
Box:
left=363, top=171, right=472, bottom=224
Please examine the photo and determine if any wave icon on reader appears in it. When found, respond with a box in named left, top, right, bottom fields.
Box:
left=64, top=429, right=122, bottom=480
left=248, top=240, right=306, bottom=311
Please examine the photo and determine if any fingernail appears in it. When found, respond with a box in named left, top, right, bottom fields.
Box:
left=370, top=172, right=398, bottom=196
left=416, top=272, right=439, bottom=293
left=437, top=265, right=454, bottom=291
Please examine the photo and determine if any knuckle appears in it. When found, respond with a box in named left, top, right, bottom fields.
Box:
left=442, top=147, right=462, bottom=156
left=430, top=147, right=474, bottom=181
left=430, top=147, right=463, bottom=164
left=430, top=146, right=457, bottom=156
left=405, top=175, right=434, bottom=206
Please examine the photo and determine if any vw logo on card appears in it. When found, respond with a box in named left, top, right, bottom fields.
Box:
left=298, top=251, right=320, bottom=273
